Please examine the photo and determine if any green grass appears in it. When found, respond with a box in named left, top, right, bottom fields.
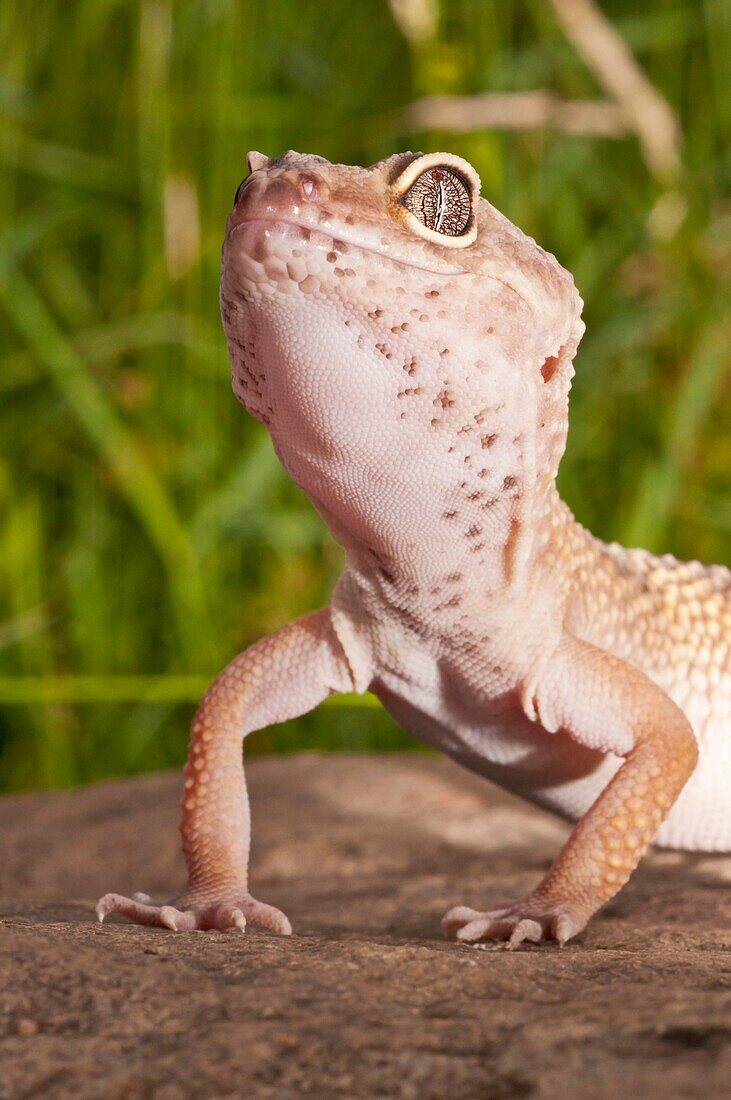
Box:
left=0, top=0, right=729, bottom=791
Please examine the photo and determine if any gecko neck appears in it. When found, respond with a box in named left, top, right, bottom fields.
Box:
left=263, top=361, right=571, bottom=597
left=299, top=449, right=568, bottom=598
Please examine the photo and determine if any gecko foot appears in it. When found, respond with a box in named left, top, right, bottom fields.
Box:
left=96, top=889, right=292, bottom=935
left=441, top=897, right=587, bottom=948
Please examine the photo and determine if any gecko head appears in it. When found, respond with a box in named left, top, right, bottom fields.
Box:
left=221, top=150, right=585, bottom=524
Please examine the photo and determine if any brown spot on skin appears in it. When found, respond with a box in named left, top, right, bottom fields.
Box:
left=435, top=594, right=463, bottom=611
left=425, top=290, right=439, bottom=298
left=368, top=309, right=384, bottom=319
left=466, top=525, right=482, bottom=539
left=481, top=434, right=498, bottom=449
left=430, top=418, right=440, bottom=427
left=344, top=214, right=355, bottom=225
left=443, top=510, right=458, bottom=520
left=503, top=475, right=518, bottom=492
left=439, top=348, right=450, bottom=357
left=478, top=469, right=490, bottom=479
left=446, top=572, right=463, bottom=583
left=467, top=490, right=483, bottom=501
left=503, top=516, right=524, bottom=582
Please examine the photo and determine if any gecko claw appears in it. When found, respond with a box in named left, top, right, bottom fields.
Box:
left=552, top=912, right=581, bottom=945
left=507, top=918, right=544, bottom=949
left=159, top=906, right=181, bottom=932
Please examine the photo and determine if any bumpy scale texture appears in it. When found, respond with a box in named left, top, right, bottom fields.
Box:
left=98, top=149, right=730, bottom=946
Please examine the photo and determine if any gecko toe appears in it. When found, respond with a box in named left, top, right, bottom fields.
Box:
left=441, top=906, right=483, bottom=934
left=508, top=918, right=544, bottom=948
left=456, top=916, right=514, bottom=942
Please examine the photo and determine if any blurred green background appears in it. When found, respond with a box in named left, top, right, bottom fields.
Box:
left=0, top=0, right=729, bottom=792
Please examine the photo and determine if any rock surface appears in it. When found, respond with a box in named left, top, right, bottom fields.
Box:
left=1, top=752, right=729, bottom=1098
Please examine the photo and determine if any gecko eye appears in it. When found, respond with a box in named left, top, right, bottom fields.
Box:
left=403, top=166, right=472, bottom=237
left=393, top=153, right=480, bottom=248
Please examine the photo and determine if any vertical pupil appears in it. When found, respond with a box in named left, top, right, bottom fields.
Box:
left=434, top=179, right=446, bottom=232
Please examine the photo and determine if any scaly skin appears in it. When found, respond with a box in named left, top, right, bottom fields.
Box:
left=98, top=150, right=730, bottom=946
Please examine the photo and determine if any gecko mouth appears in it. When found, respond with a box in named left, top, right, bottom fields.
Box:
left=229, top=215, right=540, bottom=316
left=230, top=215, right=468, bottom=278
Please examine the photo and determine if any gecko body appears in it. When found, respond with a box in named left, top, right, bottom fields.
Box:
left=98, top=150, right=730, bottom=946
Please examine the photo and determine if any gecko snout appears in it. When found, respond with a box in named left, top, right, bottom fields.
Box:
left=233, top=163, right=329, bottom=219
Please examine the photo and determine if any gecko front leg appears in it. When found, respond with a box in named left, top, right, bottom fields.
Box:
left=443, top=635, right=699, bottom=948
left=97, top=608, right=355, bottom=934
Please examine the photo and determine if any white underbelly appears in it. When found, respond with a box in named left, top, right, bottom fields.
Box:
left=371, top=673, right=731, bottom=853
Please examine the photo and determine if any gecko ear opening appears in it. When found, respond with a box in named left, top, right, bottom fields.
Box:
left=391, top=152, right=481, bottom=249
